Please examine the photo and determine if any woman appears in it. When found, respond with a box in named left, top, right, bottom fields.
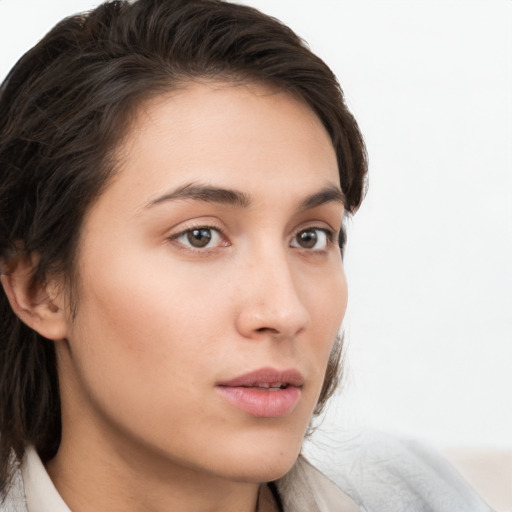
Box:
left=0, top=1, right=494, bottom=511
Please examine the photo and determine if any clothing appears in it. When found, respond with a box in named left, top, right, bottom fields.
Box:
left=1, top=433, right=494, bottom=512
left=303, top=430, right=495, bottom=512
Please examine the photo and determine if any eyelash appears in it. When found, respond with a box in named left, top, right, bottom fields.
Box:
left=167, top=224, right=228, bottom=253
left=168, top=224, right=339, bottom=253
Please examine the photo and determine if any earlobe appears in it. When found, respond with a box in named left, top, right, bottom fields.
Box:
left=0, top=255, right=68, bottom=341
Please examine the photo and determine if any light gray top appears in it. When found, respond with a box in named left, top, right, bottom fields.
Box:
left=305, top=430, right=494, bottom=512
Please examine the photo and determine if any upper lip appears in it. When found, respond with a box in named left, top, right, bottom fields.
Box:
left=217, top=367, right=304, bottom=388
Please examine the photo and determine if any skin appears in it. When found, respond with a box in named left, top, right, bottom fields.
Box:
left=7, top=82, right=348, bottom=512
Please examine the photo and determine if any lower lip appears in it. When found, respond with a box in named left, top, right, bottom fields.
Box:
left=216, top=386, right=301, bottom=418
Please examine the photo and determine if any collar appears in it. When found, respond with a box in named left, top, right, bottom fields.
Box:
left=21, top=446, right=70, bottom=512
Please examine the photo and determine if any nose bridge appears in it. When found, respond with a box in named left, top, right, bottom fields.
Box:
left=235, top=241, right=310, bottom=338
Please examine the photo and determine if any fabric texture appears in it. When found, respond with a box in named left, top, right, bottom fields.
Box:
left=305, top=430, right=495, bottom=512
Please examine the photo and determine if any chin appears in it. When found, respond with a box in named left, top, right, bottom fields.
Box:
left=218, top=408, right=316, bottom=482
left=214, top=431, right=304, bottom=483
left=227, top=456, right=299, bottom=484
left=255, top=455, right=300, bottom=483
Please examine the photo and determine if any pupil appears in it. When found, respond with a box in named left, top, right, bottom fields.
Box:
left=187, top=228, right=212, bottom=248
left=299, top=230, right=317, bottom=248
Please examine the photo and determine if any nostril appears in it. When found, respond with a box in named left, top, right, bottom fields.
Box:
left=255, top=326, right=280, bottom=334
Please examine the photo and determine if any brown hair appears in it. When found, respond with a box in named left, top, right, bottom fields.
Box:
left=0, top=0, right=367, bottom=496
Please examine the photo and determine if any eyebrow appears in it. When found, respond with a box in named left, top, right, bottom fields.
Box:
left=297, top=184, right=345, bottom=211
left=146, top=183, right=250, bottom=208
left=145, top=182, right=344, bottom=211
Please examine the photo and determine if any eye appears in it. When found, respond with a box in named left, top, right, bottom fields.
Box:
left=172, top=227, right=224, bottom=249
left=291, top=228, right=331, bottom=250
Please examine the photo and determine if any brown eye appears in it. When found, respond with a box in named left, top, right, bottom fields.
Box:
left=172, top=227, right=224, bottom=249
left=291, top=229, right=329, bottom=250
left=187, top=228, right=212, bottom=248
left=297, top=230, right=317, bottom=248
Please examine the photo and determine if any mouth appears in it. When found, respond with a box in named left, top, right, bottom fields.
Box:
left=216, top=368, right=304, bottom=418
left=245, top=382, right=289, bottom=390
left=217, top=367, right=304, bottom=388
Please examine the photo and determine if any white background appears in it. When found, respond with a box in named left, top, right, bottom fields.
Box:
left=1, top=0, right=510, bottom=452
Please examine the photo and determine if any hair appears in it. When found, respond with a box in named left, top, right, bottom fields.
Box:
left=0, top=0, right=367, bottom=496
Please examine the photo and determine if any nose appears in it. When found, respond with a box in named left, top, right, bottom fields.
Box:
left=234, top=249, right=311, bottom=340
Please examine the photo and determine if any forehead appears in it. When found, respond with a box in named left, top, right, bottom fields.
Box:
left=102, top=81, right=340, bottom=214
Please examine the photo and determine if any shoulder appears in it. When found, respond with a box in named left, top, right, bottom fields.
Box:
left=306, top=430, right=494, bottom=512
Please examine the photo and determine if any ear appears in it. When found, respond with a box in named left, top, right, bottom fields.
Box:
left=0, top=254, right=69, bottom=341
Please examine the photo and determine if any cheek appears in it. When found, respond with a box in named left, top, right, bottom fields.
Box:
left=69, top=238, right=250, bottom=396
left=76, top=270, right=204, bottom=365
left=65, top=268, right=229, bottom=452
left=296, top=259, right=347, bottom=382
left=67, top=253, right=206, bottom=401
left=304, top=258, right=347, bottom=332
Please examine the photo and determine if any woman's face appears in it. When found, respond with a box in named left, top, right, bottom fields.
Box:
left=55, top=81, right=347, bottom=484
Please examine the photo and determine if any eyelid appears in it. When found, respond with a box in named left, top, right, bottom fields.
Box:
left=167, top=222, right=230, bottom=252
left=290, top=225, right=336, bottom=251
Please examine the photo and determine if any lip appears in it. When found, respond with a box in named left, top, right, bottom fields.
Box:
left=216, top=367, right=304, bottom=418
